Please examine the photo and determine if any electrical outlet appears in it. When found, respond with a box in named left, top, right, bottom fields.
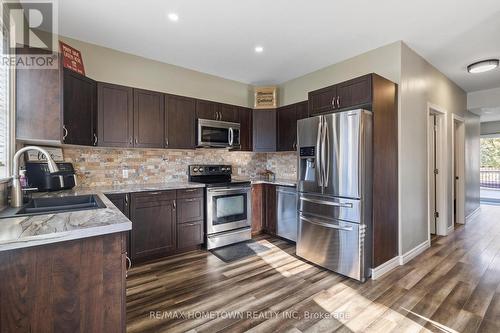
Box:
left=122, top=169, right=128, bottom=178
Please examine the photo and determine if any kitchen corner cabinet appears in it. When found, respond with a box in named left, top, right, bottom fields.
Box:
left=0, top=232, right=127, bottom=333
left=308, top=74, right=372, bottom=116
left=97, top=82, right=134, bottom=147
left=133, top=88, right=164, bottom=148
left=252, top=109, right=276, bottom=152
left=106, top=193, right=131, bottom=255
left=251, top=183, right=276, bottom=236
left=165, top=94, right=196, bottom=149
left=277, top=100, right=308, bottom=152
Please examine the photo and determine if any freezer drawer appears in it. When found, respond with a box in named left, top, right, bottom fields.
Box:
left=299, top=193, right=361, bottom=223
left=296, top=213, right=369, bottom=282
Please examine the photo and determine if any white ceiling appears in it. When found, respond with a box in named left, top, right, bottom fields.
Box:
left=470, top=107, right=500, bottom=122
left=58, top=0, right=500, bottom=90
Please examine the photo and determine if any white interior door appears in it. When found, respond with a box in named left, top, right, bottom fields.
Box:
left=429, top=114, right=437, bottom=235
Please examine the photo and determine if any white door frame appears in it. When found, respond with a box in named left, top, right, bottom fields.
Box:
left=427, top=103, right=448, bottom=239
left=452, top=114, right=466, bottom=225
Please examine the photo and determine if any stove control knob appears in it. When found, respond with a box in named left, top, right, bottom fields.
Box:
left=193, top=167, right=198, bottom=172
left=198, top=167, right=204, bottom=173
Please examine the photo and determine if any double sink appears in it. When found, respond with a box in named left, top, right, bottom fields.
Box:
left=0, top=194, right=106, bottom=219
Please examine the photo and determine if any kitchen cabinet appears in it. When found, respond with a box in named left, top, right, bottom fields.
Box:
left=238, top=107, right=253, bottom=151
left=0, top=232, right=127, bottom=333
left=130, top=191, right=177, bottom=261
left=196, top=99, right=219, bottom=120
left=264, top=184, right=277, bottom=235
left=97, top=82, right=134, bottom=147
left=177, top=196, right=204, bottom=223
left=308, top=74, right=372, bottom=116
left=133, top=88, right=165, bottom=148
left=219, top=103, right=239, bottom=122
left=277, top=100, right=308, bottom=152
left=62, top=69, right=97, bottom=146
left=251, top=184, right=265, bottom=235
left=252, top=109, right=276, bottom=152
left=177, top=221, right=204, bottom=249
left=106, top=193, right=131, bottom=255
left=165, top=94, right=196, bottom=149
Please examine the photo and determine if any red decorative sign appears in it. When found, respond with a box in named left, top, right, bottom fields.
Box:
left=59, top=41, right=85, bottom=75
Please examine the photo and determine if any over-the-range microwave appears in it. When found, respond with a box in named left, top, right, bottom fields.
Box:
left=197, top=119, right=241, bottom=148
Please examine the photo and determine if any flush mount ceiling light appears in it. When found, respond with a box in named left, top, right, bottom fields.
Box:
left=167, top=13, right=179, bottom=22
left=467, top=59, right=499, bottom=73
left=254, top=46, right=264, bottom=53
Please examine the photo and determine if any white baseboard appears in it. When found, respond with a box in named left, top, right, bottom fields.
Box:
left=465, top=207, right=480, bottom=223
left=447, top=224, right=454, bottom=234
left=399, top=240, right=430, bottom=265
left=371, top=240, right=430, bottom=280
left=371, top=256, right=400, bottom=280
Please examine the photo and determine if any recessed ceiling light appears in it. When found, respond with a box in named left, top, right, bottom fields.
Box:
left=254, top=46, right=264, bottom=53
left=467, top=59, right=499, bottom=73
left=168, top=13, right=179, bottom=22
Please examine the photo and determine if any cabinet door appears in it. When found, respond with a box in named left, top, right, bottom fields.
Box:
left=97, top=82, right=134, bottom=147
left=277, top=104, right=297, bottom=152
left=264, top=184, right=277, bottom=235
left=177, top=197, right=204, bottom=223
left=337, top=75, right=372, bottom=109
left=196, top=100, right=218, bottom=120
left=177, top=221, right=204, bottom=249
left=130, top=191, right=177, bottom=261
left=238, top=107, right=253, bottom=151
left=296, top=101, right=309, bottom=120
left=253, top=109, right=276, bottom=152
left=251, top=184, right=265, bottom=235
left=133, top=89, right=164, bottom=148
left=308, top=85, right=337, bottom=116
left=219, top=103, right=239, bottom=122
left=106, top=193, right=130, bottom=256
left=165, top=95, right=196, bottom=149
left=62, top=69, right=97, bottom=146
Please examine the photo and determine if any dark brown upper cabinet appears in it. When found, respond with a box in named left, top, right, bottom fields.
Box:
left=165, top=94, right=196, bottom=149
left=97, top=82, right=134, bottom=147
left=277, top=100, right=308, bottom=152
left=218, top=103, right=239, bottom=122
left=253, top=109, right=276, bottom=152
left=62, top=69, right=97, bottom=146
left=133, top=89, right=164, bottom=148
left=238, top=107, right=253, bottom=151
left=309, top=74, right=373, bottom=116
left=196, top=99, right=219, bottom=120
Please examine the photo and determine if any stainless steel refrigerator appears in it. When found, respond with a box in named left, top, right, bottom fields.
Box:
left=296, top=109, right=372, bottom=282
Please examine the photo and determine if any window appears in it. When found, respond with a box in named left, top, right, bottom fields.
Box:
left=0, top=8, right=10, bottom=179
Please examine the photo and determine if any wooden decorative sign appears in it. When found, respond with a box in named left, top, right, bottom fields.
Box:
left=59, top=41, right=85, bottom=75
left=254, top=86, right=277, bottom=109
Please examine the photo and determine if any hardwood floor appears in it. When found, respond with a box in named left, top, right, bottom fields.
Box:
left=126, top=205, right=500, bottom=333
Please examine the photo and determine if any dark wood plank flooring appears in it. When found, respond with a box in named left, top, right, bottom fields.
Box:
left=127, top=205, right=500, bottom=333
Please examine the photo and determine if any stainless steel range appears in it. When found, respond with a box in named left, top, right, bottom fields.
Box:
left=188, top=165, right=251, bottom=250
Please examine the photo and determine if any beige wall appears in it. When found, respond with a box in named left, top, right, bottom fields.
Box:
left=399, top=43, right=467, bottom=253
left=278, top=42, right=402, bottom=106
left=59, top=36, right=253, bottom=107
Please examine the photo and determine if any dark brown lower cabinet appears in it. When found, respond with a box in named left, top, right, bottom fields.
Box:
left=0, top=233, right=127, bottom=333
left=130, top=191, right=177, bottom=262
left=106, top=193, right=131, bottom=255
left=251, top=184, right=276, bottom=236
left=129, top=189, right=204, bottom=263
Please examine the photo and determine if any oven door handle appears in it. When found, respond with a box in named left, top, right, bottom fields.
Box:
left=208, top=187, right=250, bottom=193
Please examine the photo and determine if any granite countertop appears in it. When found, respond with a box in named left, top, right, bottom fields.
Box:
left=0, top=181, right=204, bottom=252
left=233, top=177, right=297, bottom=187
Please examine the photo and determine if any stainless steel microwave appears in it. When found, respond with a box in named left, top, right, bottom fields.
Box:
left=197, top=119, right=241, bottom=148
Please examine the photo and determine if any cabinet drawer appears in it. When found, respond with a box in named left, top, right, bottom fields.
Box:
left=177, top=221, right=204, bottom=248
left=131, top=190, right=176, bottom=208
left=178, top=196, right=204, bottom=223
left=177, top=188, right=204, bottom=199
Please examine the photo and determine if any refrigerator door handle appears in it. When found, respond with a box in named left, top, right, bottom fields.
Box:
left=299, top=214, right=354, bottom=231
left=322, top=118, right=330, bottom=187
left=316, top=117, right=323, bottom=187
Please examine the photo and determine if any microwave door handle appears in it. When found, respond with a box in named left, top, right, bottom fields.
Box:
left=316, top=117, right=323, bottom=188
left=229, top=128, right=234, bottom=146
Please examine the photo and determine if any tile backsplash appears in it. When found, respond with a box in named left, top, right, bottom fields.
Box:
left=63, top=147, right=297, bottom=187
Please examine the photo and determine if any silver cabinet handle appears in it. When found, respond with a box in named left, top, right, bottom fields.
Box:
left=125, top=194, right=129, bottom=205
left=62, top=125, right=68, bottom=141
left=300, top=215, right=353, bottom=231
left=173, top=200, right=176, bottom=209
left=93, top=133, right=98, bottom=146
left=148, top=191, right=163, bottom=195
left=129, top=136, right=133, bottom=145
left=336, top=96, right=340, bottom=108
left=135, top=138, right=138, bottom=144
left=165, top=137, right=169, bottom=147
left=300, top=196, right=353, bottom=208
left=184, top=189, right=198, bottom=192
left=316, top=117, right=323, bottom=187
left=184, top=198, right=198, bottom=202
left=126, top=255, right=132, bottom=278
left=331, top=97, right=336, bottom=109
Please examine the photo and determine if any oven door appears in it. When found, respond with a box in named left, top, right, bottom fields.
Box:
left=197, top=119, right=241, bottom=148
left=206, top=186, right=251, bottom=234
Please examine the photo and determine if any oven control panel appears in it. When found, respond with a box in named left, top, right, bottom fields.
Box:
left=189, top=165, right=232, bottom=176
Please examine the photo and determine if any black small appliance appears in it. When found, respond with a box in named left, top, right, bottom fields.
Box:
left=25, top=162, right=77, bottom=191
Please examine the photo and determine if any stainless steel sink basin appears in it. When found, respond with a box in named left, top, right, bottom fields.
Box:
left=0, top=194, right=106, bottom=219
